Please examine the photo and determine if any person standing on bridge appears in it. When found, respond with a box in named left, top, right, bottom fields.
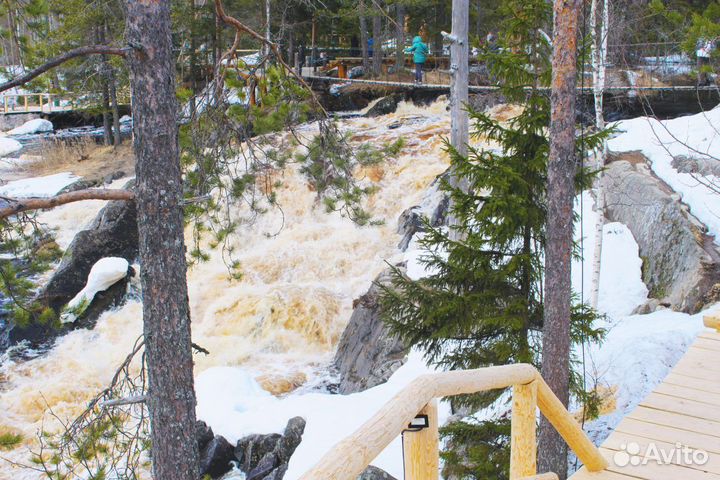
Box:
left=405, top=35, right=429, bottom=84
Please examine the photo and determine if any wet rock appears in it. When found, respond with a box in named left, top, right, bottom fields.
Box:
left=40, top=180, right=138, bottom=312
left=234, top=417, right=306, bottom=480
left=199, top=435, right=235, bottom=478
left=246, top=452, right=278, bottom=480
left=59, top=178, right=101, bottom=193
left=397, top=206, right=423, bottom=251
left=603, top=155, right=720, bottom=313
left=196, top=420, right=215, bottom=451
left=103, top=170, right=126, bottom=185
left=235, top=433, right=282, bottom=473
left=366, top=94, right=402, bottom=117
left=358, top=466, right=399, bottom=480
left=334, top=268, right=408, bottom=394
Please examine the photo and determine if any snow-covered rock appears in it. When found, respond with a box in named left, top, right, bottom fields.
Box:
left=0, top=136, right=22, bottom=157
left=0, top=172, right=79, bottom=197
left=62, top=257, right=130, bottom=323
left=6, top=118, right=53, bottom=135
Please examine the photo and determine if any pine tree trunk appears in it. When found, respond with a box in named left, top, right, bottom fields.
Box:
left=125, top=1, right=199, bottom=478
left=373, top=14, right=383, bottom=76
left=538, top=0, right=582, bottom=478
left=360, top=3, right=370, bottom=73
left=109, top=70, right=122, bottom=146
left=102, top=82, right=112, bottom=146
left=395, top=3, right=405, bottom=75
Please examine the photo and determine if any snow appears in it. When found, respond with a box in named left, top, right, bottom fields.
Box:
left=608, top=106, right=720, bottom=240
left=0, top=172, right=78, bottom=197
left=62, top=257, right=130, bottom=323
left=572, top=192, right=648, bottom=318
left=6, top=118, right=53, bottom=136
left=195, top=351, right=451, bottom=479
left=0, top=136, right=22, bottom=157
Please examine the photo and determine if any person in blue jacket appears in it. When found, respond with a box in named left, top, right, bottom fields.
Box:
left=405, top=35, right=429, bottom=84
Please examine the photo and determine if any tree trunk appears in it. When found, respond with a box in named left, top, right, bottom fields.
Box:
left=589, top=0, right=609, bottom=309
left=109, top=70, right=122, bottom=146
left=102, top=82, right=112, bottom=146
left=372, top=14, right=383, bottom=76
left=538, top=0, right=582, bottom=478
left=98, top=26, right=112, bottom=146
left=395, top=2, right=405, bottom=76
left=360, top=1, right=370, bottom=73
left=125, top=1, right=199, bottom=478
left=450, top=0, right=469, bottom=157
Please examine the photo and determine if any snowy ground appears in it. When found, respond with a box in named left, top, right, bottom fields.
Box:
left=0, top=172, right=78, bottom=197
left=608, top=105, right=720, bottom=239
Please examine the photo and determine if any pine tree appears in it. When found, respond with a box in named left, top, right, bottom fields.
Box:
left=379, top=1, right=605, bottom=477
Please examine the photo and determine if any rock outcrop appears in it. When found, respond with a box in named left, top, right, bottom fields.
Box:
left=333, top=268, right=408, bottom=394
left=603, top=153, right=720, bottom=312
left=198, top=417, right=306, bottom=480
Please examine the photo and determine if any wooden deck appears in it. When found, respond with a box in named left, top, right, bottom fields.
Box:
left=571, top=329, right=720, bottom=480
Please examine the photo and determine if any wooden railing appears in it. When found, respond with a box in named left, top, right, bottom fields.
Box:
left=1, top=93, right=77, bottom=114
left=298, top=364, right=607, bottom=480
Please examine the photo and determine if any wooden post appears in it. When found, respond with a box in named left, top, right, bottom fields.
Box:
left=536, top=378, right=607, bottom=472
left=48, top=94, right=52, bottom=112
left=511, top=381, right=538, bottom=479
left=402, top=400, right=439, bottom=480
left=38, top=94, right=43, bottom=111
left=338, top=62, right=347, bottom=79
left=704, top=314, right=720, bottom=331
left=449, top=0, right=469, bottom=156
left=24, top=95, right=28, bottom=112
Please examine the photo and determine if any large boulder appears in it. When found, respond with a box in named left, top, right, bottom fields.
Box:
left=39, top=184, right=138, bottom=312
left=602, top=153, right=720, bottom=312
left=8, top=184, right=137, bottom=347
left=366, top=94, right=403, bottom=117
left=333, top=269, right=408, bottom=394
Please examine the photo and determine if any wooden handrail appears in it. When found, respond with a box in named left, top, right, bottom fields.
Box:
left=704, top=314, right=720, bottom=331
left=298, top=364, right=607, bottom=480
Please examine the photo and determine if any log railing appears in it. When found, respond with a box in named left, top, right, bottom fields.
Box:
left=298, top=364, right=607, bottom=480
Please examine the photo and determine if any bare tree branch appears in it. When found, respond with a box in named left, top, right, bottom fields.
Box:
left=0, top=189, right=135, bottom=218
left=212, top=0, right=328, bottom=116
left=0, top=45, right=129, bottom=93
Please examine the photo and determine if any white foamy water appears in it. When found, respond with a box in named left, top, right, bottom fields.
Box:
left=0, top=100, right=461, bottom=477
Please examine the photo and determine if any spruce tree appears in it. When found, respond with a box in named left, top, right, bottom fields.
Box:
left=379, top=0, right=605, bottom=477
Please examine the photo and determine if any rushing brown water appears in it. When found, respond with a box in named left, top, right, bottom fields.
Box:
left=0, top=99, right=514, bottom=478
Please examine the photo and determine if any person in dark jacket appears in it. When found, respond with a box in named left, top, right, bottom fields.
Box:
left=405, top=35, right=429, bottom=84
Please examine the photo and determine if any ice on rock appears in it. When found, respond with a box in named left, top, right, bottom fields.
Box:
left=0, top=136, right=22, bottom=157
left=0, top=172, right=79, bottom=197
left=7, top=118, right=53, bottom=135
left=62, top=257, right=130, bottom=323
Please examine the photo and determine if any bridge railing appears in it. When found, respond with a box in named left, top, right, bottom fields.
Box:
left=0, top=92, right=79, bottom=114
left=298, top=364, right=607, bottom=480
